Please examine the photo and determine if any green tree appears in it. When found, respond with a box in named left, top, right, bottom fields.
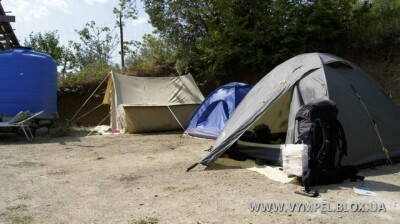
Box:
left=70, top=21, right=118, bottom=68
left=113, top=0, right=138, bottom=68
left=144, top=0, right=308, bottom=79
left=127, top=34, right=177, bottom=71
left=61, top=61, right=117, bottom=87
left=351, top=0, right=400, bottom=48
left=23, top=31, right=75, bottom=74
left=24, top=31, right=64, bottom=61
left=143, top=0, right=399, bottom=83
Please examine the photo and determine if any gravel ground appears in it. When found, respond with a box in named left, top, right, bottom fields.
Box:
left=0, top=132, right=399, bottom=224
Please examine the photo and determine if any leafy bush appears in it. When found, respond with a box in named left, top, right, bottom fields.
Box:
left=126, top=34, right=181, bottom=76
left=59, top=61, right=118, bottom=88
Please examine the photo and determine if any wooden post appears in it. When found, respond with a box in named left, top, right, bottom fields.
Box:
left=119, top=13, right=125, bottom=69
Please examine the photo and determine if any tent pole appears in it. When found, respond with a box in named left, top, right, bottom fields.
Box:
left=167, top=105, right=185, bottom=131
left=350, top=85, right=392, bottom=165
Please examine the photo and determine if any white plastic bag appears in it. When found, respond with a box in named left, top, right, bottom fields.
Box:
left=281, top=144, right=308, bottom=177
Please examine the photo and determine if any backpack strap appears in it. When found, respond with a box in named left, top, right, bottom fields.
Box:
left=314, top=119, right=329, bottom=165
left=336, top=120, right=347, bottom=167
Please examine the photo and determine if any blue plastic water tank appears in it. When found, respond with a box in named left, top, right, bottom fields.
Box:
left=0, top=48, right=57, bottom=118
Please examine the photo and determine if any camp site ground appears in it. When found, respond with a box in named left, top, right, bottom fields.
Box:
left=1, top=132, right=400, bottom=224
left=1, top=1, right=400, bottom=223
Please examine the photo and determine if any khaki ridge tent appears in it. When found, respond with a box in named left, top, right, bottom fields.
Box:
left=188, top=53, right=400, bottom=171
left=103, top=73, right=205, bottom=133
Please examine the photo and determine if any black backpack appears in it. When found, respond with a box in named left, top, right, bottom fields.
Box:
left=295, top=99, right=363, bottom=196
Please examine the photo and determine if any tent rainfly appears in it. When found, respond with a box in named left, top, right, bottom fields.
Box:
left=103, top=73, right=204, bottom=133
left=189, top=53, right=400, bottom=170
left=185, top=82, right=252, bottom=139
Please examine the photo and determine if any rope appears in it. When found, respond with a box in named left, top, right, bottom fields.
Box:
left=74, top=103, right=104, bottom=122
left=69, top=73, right=111, bottom=125
left=167, top=105, right=185, bottom=131
left=350, top=85, right=392, bottom=165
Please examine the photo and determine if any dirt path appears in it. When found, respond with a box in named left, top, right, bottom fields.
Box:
left=0, top=133, right=399, bottom=224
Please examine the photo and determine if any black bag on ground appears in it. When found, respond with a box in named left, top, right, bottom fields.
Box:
left=253, top=124, right=271, bottom=144
left=295, top=99, right=363, bottom=193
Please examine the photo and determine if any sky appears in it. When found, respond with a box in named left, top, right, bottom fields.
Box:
left=2, top=0, right=155, bottom=64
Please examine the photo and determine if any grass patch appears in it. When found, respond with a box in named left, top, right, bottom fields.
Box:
left=9, top=162, right=43, bottom=168
left=6, top=215, right=33, bottom=224
left=49, top=121, right=92, bottom=138
left=16, top=195, right=31, bottom=201
left=0, top=207, right=33, bottom=224
left=130, top=217, right=158, bottom=224
left=6, top=205, right=28, bottom=212
left=119, top=174, right=143, bottom=183
left=50, top=123, right=72, bottom=138
left=47, top=169, right=68, bottom=176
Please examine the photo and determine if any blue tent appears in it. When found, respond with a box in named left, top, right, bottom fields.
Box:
left=185, top=82, right=252, bottom=139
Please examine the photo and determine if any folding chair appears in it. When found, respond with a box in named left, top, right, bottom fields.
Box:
left=0, top=111, right=44, bottom=141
